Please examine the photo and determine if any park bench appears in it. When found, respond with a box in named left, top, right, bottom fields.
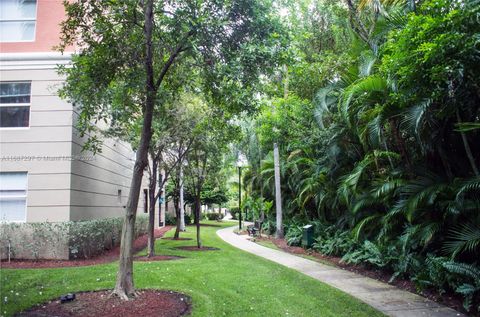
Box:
left=247, top=220, right=263, bottom=237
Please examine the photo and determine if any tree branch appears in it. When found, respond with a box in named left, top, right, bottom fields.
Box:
left=154, top=30, right=195, bottom=90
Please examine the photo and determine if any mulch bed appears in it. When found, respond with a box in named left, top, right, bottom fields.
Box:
left=161, top=237, right=193, bottom=241
left=1, top=226, right=173, bottom=269
left=133, top=255, right=183, bottom=262
left=15, top=289, right=191, bottom=317
left=255, top=236, right=471, bottom=316
left=175, top=246, right=219, bottom=251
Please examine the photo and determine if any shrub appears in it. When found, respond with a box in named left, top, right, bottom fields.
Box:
left=229, top=207, right=240, bottom=220
left=164, top=213, right=176, bottom=225
left=184, top=214, right=192, bottom=225
left=442, top=261, right=480, bottom=312
left=285, top=224, right=303, bottom=246
left=341, top=240, right=394, bottom=268
left=262, top=218, right=276, bottom=235
left=68, top=217, right=124, bottom=258
left=0, top=216, right=148, bottom=260
left=312, top=225, right=356, bottom=256
left=206, top=213, right=223, bottom=221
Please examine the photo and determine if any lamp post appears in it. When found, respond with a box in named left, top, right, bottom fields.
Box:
left=238, top=165, right=242, bottom=229
left=236, top=153, right=248, bottom=230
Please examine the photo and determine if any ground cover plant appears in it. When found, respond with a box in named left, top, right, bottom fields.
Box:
left=0, top=222, right=384, bottom=317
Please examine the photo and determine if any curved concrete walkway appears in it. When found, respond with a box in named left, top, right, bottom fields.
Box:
left=217, top=226, right=465, bottom=317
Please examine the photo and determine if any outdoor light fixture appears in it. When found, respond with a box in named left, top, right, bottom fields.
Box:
left=236, top=152, right=248, bottom=230
left=60, top=293, right=76, bottom=303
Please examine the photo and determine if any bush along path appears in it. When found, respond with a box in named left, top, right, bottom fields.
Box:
left=217, top=225, right=466, bottom=317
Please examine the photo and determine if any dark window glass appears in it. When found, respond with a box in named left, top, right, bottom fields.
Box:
left=0, top=82, right=31, bottom=127
left=0, top=82, right=31, bottom=104
left=0, top=106, right=30, bottom=127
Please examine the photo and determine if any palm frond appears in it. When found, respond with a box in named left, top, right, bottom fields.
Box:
left=443, top=223, right=480, bottom=258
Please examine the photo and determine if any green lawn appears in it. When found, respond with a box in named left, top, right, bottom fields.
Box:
left=0, top=221, right=384, bottom=317
left=253, top=238, right=282, bottom=251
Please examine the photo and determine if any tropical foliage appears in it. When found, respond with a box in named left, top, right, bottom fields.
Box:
left=239, top=0, right=480, bottom=311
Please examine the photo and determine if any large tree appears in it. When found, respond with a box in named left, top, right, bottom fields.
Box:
left=58, top=0, right=283, bottom=299
left=185, top=114, right=236, bottom=247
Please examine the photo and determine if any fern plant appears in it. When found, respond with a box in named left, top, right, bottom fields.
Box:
left=443, top=261, right=480, bottom=312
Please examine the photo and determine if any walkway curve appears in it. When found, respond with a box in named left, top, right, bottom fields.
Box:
left=217, top=225, right=465, bottom=317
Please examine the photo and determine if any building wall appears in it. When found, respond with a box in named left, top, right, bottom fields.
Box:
left=0, top=54, right=73, bottom=222
left=0, top=54, right=158, bottom=224
left=1, top=0, right=69, bottom=53
left=70, top=123, right=138, bottom=221
left=0, top=0, right=161, bottom=226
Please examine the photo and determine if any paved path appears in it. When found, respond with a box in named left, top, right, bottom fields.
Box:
left=217, top=226, right=465, bottom=317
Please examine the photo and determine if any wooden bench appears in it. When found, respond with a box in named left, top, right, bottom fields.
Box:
left=247, top=220, right=263, bottom=237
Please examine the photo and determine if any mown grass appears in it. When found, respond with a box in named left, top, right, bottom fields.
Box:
left=253, top=238, right=282, bottom=250
left=0, top=221, right=384, bottom=317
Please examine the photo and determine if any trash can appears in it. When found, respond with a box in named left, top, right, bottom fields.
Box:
left=302, top=224, right=314, bottom=248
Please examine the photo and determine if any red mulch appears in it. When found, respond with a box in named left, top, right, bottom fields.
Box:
left=175, top=246, right=219, bottom=251
left=133, top=255, right=183, bottom=262
left=256, top=236, right=472, bottom=316
left=161, top=237, right=193, bottom=241
left=1, top=226, right=173, bottom=269
left=16, top=290, right=191, bottom=317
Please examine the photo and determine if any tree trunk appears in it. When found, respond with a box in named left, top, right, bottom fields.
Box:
left=273, top=143, right=284, bottom=239
left=173, top=185, right=181, bottom=239
left=173, top=206, right=181, bottom=239
left=113, top=0, right=155, bottom=300
left=158, top=173, right=163, bottom=227
left=113, top=108, right=153, bottom=299
left=193, top=204, right=198, bottom=224
left=195, top=195, right=202, bottom=248
left=179, top=165, right=186, bottom=231
left=147, top=158, right=157, bottom=257
left=283, top=64, right=288, bottom=99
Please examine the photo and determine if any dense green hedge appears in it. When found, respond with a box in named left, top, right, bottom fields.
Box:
left=0, top=216, right=148, bottom=260
left=164, top=213, right=192, bottom=225
left=206, top=212, right=223, bottom=221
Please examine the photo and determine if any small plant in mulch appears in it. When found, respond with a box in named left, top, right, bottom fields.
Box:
left=175, top=246, right=219, bottom=251
left=15, top=290, right=191, bottom=317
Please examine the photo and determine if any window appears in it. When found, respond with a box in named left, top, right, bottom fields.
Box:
left=0, top=0, right=37, bottom=42
left=0, top=172, right=28, bottom=222
left=0, top=82, right=31, bottom=128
